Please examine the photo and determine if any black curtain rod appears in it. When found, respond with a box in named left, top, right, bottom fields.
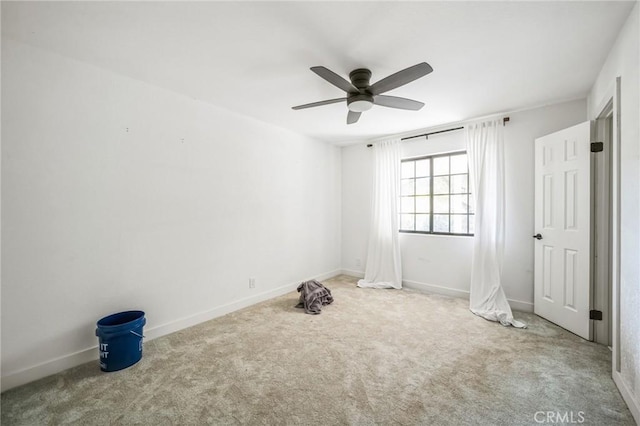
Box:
left=401, top=126, right=464, bottom=141
left=366, top=116, right=510, bottom=147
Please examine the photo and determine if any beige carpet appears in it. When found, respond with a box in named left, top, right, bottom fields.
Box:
left=1, top=275, right=635, bottom=425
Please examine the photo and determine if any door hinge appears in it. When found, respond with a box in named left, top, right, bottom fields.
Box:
left=591, top=142, right=603, bottom=152
left=590, top=310, right=603, bottom=320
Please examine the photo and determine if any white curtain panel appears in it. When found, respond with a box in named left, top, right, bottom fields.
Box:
left=466, top=120, right=526, bottom=328
left=358, top=139, right=402, bottom=289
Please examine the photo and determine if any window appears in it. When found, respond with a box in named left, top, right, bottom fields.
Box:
left=400, top=151, right=474, bottom=235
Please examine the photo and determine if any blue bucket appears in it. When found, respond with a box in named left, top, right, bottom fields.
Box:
left=95, top=310, right=146, bottom=372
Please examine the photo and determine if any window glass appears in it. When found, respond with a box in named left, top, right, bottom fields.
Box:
left=450, top=175, right=468, bottom=194
left=451, top=215, right=468, bottom=234
left=433, top=195, right=449, bottom=214
left=433, top=156, right=449, bottom=175
left=415, top=159, right=430, bottom=177
left=415, top=196, right=430, bottom=213
left=401, top=214, right=415, bottom=231
left=450, top=154, right=468, bottom=174
left=399, top=151, right=473, bottom=236
left=401, top=196, right=415, bottom=213
left=433, top=176, right=449, bottom=194
left=433, top=214, right=449, bottom=233
left=415, top=214, right=430, bottom=232
left=415, top=178, right=430, bottom=195
left=401, top=179, right=415, bottom=196
left=450, top=195, right=468, bottom=214
left=401, top=162, right=415, bottom=179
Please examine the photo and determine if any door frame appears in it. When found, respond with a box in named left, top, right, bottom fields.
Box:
left=592, top=100, right=613, bottom=346
left=592, top=78, right=621, bottom=373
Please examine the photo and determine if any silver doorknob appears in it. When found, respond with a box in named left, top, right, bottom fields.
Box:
left=533, top=233, right=543, bottom=240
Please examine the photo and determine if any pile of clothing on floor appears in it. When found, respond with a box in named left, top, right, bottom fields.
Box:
left=295, top=280, right=333, bottom=314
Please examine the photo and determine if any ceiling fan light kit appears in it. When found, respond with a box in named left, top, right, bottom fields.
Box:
left=292, top=62, right=433, bottom=124
left=347, top=94, right=374, bottom=112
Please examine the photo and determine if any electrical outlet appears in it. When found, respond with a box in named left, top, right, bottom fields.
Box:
left=355, top=258, right=361, bottom=267
left=249, top=278, right=255, bottom=289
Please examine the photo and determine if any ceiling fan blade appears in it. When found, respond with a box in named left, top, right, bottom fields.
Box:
left=374, top=95, right=424, bottom=111
left=292, top=97, right=346, bottom=110
left=311, top=66, right=358, bottom=93
left=369, top=62, right=433, bottom=95
left=347, top=110, right=361, bottom=125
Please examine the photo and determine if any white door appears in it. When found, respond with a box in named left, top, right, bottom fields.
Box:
left=534, top=121, right=592, bottom=340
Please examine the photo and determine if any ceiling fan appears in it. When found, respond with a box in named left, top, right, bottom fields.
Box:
left=292, top=62, right=433, bottom=124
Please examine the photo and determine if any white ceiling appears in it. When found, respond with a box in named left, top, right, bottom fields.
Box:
left=2, top=1, right=635, bottom=145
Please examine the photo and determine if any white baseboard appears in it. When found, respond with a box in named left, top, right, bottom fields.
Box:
left=505, top=298, right=534, bottom=313
left=613, top=370, right=640, bottom=425
left=403, top=279, right=469, bottom=299
left=1, top=269, right=341, bottom=393
left=403, top=279, right=534, bottom=313
left=144, top=269, right=340, bottom=341
left=339, top=272, right=534, bottom=313
left=340, top=268, right=364, bottom=278
left=1, top=346, right=99, bottom=393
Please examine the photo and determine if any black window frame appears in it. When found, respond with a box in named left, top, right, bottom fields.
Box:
left=399, top=151, right=474, bottom=236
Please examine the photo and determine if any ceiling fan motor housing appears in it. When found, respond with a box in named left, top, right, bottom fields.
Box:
left=348, top=69, right=374, bottom=111
left=349, top=68, right=372, bottom=90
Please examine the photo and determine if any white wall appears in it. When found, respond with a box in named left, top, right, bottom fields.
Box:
left=1, top=40, right=342, bottom=390
left=588, top=3, right=640, bottom=421
left=341, top=99, right=587, bottom=311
